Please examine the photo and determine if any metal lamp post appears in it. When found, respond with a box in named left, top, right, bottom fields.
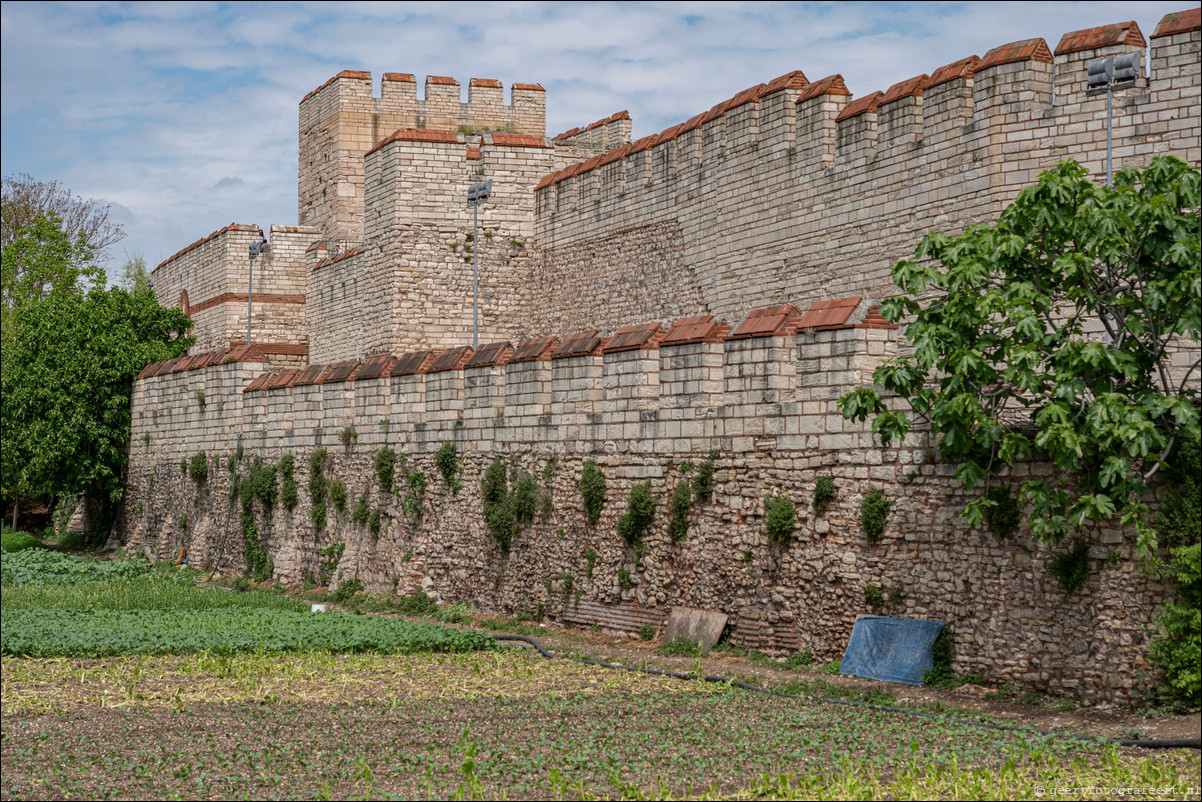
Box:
left=466, top=179, right=492, bottom=349
left=1086, top=52, right=1140, bottom=186
left=247, top=234, right=268, bottom=346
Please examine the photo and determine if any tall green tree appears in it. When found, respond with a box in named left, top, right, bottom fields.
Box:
left=839, top=157, right=1200, bottom=558
left=1, top=285, right=191, bottom=540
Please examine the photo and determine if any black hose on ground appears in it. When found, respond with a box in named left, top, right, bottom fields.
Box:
left=493, top=634, right=1201, bottom=752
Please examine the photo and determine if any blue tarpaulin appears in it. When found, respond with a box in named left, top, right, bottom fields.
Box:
left=839, top=615, right=945, bottom=686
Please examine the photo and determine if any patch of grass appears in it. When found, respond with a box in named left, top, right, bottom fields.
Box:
left=1, top=530, right=43, bottom=554
left=657, top=636, right=701, bottom=657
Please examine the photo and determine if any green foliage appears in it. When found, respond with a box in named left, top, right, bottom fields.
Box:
left=248, top=457, right=277, bottom=511
left=368, top=509, right=383, bottom=539
left=331, top=577, right=364, bottom=603
left=279, top=453, right=298, bottom=512
left=329, top=479, right=348, bottom=515
left=616, top=483, right=654, bottom=547
left=512, top=474, right=538, bottom=529
left=318, top=542, right=344, bottom=587
left=863, top=584, right=884, bottom=611
left=923, top=628, right=955, bottom=687
left=1158, top=437, right=1201, bottom=550
left=657, top=636, right=701, bottom=657
left=352, top=494, right=370, bottom=525
left=617, top=568, right=633, bottom=589
left=339, top=427, right=357, bottom=447
left=763, top=495, right=796, bottom=548
left=1, top=284, right=190, bottom=541
left=813, top=475, right=836, bottom=516
left=1, top=530, right=43, bottom=553
left=375, top=446, right=396, bottom=491
left=189, top=452, right=208, bottom=487
left=692, top=451, right=718, bottom=504
left=1046, top=540, right=1091, bottom=596
left=117, top=251, right=150, bottom=295
left=434, top=442, right=461, bottom=493
left=1151, top=543, right=1201, bottom=711
left=638, top=624, right=655, bottom=641
left=308, top=449, right=329, bottom=530
left=840, top=158, right=1201, bottom=559
left=667, top=479, right=692, bottom=542
left=401, top=471, right=426, bottom=518
left=584, top=547, right=597, bottom=578
left=481, top=458, right=515, bottom=553
left=2, top=549, right=151, bottom=586
left=0, top=607, right=494, bottom=658
left=1, top=209, right=103, bottom=338
left=579, top=460, right=606, bottom=524
left=860, top=490, right=891, bottom=543
left=982, top=483, right=1021, bottom=540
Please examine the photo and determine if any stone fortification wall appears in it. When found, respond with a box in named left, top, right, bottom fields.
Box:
left=151, top=223, right=318, bottom=362
left=299, top=71, right=549, bottom=242
left=124, top=298, right=1174, bottom=704
left=531, top=16, right=1201, bottom=334
left=307, top=129, right=612, bottom=364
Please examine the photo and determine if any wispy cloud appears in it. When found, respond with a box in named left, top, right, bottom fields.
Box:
left=1, top=1, right=1187, bottom=267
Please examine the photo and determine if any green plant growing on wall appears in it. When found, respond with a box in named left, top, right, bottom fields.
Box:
left=400, top=471, right=426, bottom=518
left=318, top=542, right=345, bottom=586
left=863, top=584, right=885, bottom=612
left=330, top=479, right=348, bottom=515
left=692, top=450, right=718, bottom=503
left=480, top=457, right=540, bottom=554
left=667, top=479, right=692, bottom=542
left=308, top=449, right=329, bottom=531
left=194, top=388, right=205, bottom=411
left=764, top=495, right=796, bottom=547
left=189, top=452, right=208, bottom=487
left=860, top=490, right=891, bottom=543
left=579, top=460, right=606, bottom=525
left=339, top=427, right=357, bottom=448
left=813, top=475, right=836, bottom=516
left=352, top=494, right=370, bottom=525
left=178, top=514, right=187, bottom=532
left=280, top=453, right=298, bottom=512
left=375, top=446, right=396, bottom=491
left=368, top=509, right=383, bottom=540
left=1046, top=540, right=1091, bottom=596
left=618, top=568, right=633, bottom=589
left=248, top=457, right=277, bottom=511
left=888, top=586, right=905, bottom=608
left=435, top=442, right=461, bottom=493
left=237, top=472, right=271, bottom=582
left=512, top=474, right=538, bottom=529
left=616, top=483, right=654, bottom=547
left=982, top=483, right=1020, bottom=540
left=584, top=547, right=597, bottom=578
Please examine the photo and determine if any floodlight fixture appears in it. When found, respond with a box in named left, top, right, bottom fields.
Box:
left=1084, top=53, right=1142, bottom=186
left=466, top=180, right=493, bottom=349
left=247, top=234, right=268, bottom=346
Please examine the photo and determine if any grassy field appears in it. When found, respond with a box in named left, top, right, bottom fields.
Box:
left=1, top=547, right=1199, bottom=800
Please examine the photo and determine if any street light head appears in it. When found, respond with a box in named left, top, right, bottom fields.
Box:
left=1113, top=52, right=1140, bottom=87
left=467, top=179, right=493, bottom=206
left=1086, top=56, right=1114, bottom=91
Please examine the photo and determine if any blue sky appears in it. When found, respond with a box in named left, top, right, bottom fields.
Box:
left=0, top=1, right=1188, bottom=269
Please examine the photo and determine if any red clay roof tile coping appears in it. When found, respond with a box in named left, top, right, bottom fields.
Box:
left=534, top=174, right=556, bottom=191
left=306, top=240, right=328, bottom=253
left=661, top=315, right=732, bottom=347
left=470, top=78, right=502, bottom=88
left=154, top=223, right=261, bottom=272
left=1055, top=21, right=1145, bottom=55
left=602, top=323, right=665, bottom=354
left=729, top=305, right=804, bottom=339
left=857, top=304, right=898, bottom=330
left=264, top=370, right=301, bottom=391
left=512, top=83, right=545, bottom=91
left=552, top=331, right=605, bottom=359
left=189, top=292, right=305, bottom=315
left=313, top=248, right=360, bottom=271
left=427, top=345, right=474, bottom=373
left=488, top=133, right=551, bottom=148
left=760, top=70, right=809, bottom=97
left=428, top=76, right=458, bottom=85
left=390, top=350, right=438, bottom=377
left=383, top=73, right=415, bottom=82
left=1152, top=8, right=1200, bottom=38
left=976, top=38, right=1053, bottom=72
left=881, top=75, right=928, bottom=107
left=355, top=354, right=396, bottom=381
left=244, top=372, right=273, bottom=393
left=509, top=336, right=559, bottom=364
left=925, top=57, right=979, bottom=89
left=321, top=361, right=362, bottom=384
left=609, top=110, right=632, bottom=121
left=598, top=146, right=632, bottom=167
left=368, top=128, right=462, bottom=156
left=798, top=75, right=851, bottom=103
left=796, top=297, right=863, bottom=331
left=835, top=92, right=884, bottom=122
left=250, top=342, right=308, bottom=356
left=292, top=365, right=332, bottom=387
left=464, top=342, right=514, bottom=368
left=301, top=70, right=371, bottom=103
left=168, top=355, right=198, bottom=373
